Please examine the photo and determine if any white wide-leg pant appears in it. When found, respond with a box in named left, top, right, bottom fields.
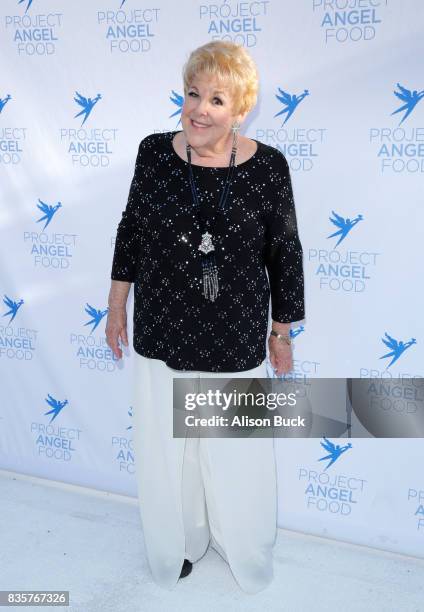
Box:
left=132, top=353, right=277, bottom=594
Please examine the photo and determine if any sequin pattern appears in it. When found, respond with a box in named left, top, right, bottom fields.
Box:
left=111, top=131, right=305, bottom=372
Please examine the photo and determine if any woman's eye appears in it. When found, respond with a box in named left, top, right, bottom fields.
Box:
left=187, top=92, right=222, bottom=104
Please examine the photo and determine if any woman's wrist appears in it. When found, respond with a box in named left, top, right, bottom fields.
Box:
left=108, top=304, right=126, bottom=312
left=270, top=320, right=291, bottom=345
left=108, top=280, right=130, bottom=311
left=271, top=320, right=290, bottom=333
left=270, top=330, right=291, bottom=345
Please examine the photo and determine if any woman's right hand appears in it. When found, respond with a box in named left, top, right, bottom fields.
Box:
left=105, top=306, right=129, bottom=360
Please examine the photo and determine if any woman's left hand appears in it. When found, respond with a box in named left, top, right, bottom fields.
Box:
left=268, top=335, right=293, bottom=376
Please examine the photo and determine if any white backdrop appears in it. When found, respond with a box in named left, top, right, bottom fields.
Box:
left=1, top=0, right=423, bottom=559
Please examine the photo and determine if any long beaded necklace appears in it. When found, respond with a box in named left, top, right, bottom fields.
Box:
left=186, top=125, right=239, bottom=302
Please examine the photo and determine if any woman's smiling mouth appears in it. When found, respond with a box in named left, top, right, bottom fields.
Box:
left=191, top=119, right=211, bottom=128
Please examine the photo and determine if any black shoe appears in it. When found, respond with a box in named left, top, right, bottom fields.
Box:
left=179, top=558, right=193, bottom=579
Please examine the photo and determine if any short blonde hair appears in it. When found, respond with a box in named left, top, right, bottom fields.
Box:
left=182, top=41, right=259, bottom=116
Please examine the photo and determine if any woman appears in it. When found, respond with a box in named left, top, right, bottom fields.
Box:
left=106, top=40, right=305, bottom=594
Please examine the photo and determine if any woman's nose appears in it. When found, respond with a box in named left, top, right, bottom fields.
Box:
left=195, top=98, right=209, bottom=115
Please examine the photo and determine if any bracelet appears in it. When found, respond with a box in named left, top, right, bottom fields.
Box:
left=270, top=330, right=291, bottom=345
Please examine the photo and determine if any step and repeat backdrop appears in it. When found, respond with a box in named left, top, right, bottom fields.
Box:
left=1, top=1, right=423, bottom=559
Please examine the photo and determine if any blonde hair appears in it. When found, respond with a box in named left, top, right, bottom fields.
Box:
left=182, top=41, right=259, bottom=117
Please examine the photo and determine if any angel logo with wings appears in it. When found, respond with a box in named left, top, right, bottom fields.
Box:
left=379, top=332, right=416, bottom=368
left=318, top=436, right=352, bottom=470
left=44, top=394, right=69, bottom=423
left=36, top=199, right=62, bottom=231
left=2, top=295, right=24, bottom=324
left=391, top=82, right=424, bottom=126
left=274, top=87, right=309, bottom=126
left=74, top=91, right=102, bottom=126
left=84, top=303, right=109, bottom=334
left=0, top=94, right=12, bottom=114
left=18, top=0, right=34, bottom=14
left=327, top=210, right=363, bottom=247
left=169, top=90, right=184, bottom=127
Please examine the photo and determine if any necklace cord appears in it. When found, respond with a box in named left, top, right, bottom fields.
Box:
left=186, top=137, right=237, bottom=232
left=184, top=127, right=239, bottom=301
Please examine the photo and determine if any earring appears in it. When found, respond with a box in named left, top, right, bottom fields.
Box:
left=231, top=121, right=240, bottom=151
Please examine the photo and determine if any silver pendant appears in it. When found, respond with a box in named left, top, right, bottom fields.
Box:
left=198, top=232, right=215, bottom=255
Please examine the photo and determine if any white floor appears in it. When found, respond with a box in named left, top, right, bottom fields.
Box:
left=1, top=470, right=423, bottom=612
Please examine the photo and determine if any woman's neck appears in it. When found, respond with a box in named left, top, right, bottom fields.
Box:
left=185, top=133, right=234, bottom=164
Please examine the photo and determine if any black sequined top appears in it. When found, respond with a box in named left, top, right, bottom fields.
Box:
left=111, top=131, right=305, bottom=372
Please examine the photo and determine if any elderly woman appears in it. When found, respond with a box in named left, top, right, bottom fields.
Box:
left=106, top=41, right=304, bottom=594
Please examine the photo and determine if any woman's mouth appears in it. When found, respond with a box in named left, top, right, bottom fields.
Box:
left=191, top=119, right=210, bottom=129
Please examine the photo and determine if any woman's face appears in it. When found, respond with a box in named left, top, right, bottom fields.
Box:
left=181, top=73, right=241, bottom=149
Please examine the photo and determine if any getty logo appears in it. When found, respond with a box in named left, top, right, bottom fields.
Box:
left=318, top=436, right=352, bottom=470
left=36, top=199, right=62, bottom=231
left=379, top=332, right=417, bottom=368
left=391, top=82, right=424, bottom=126
left=0, top=94, right=12, bottom=114
left=169, top=90, right=184, bottom=127
left=2, top=295, right=24, bottom=324
left=18, top=0, right=33, bottom=13
left=84, top=303, right=108, bottom=334
left=327, top=210, right=363, bottom=247
left=274, top=87, right=309, bottom=126
left=74, top=91, right=102, bottom=127
left=44, top=393, right=68, bottom=424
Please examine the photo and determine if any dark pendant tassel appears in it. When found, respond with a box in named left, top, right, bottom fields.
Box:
left=201, top=253, right=219, bottom=301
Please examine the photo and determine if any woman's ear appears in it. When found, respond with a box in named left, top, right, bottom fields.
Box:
left=236, top=109, right=249, bottom=126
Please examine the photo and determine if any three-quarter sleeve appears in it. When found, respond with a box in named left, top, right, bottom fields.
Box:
left=111, top=139, right=149, bottom=283
left=263, top=153, right=305, bottom=323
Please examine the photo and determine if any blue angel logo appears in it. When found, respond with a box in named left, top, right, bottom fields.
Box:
left=169, top=90, right=184, bottom=127
left=126, top=406, right=133, bottom=431
left=327, top=210, right=363, bottom=247
left=379, top=332, right=416, bottom=368
left=84, top=303, right=108, bottom=334
left=318, top=436, right=352, bottom=470
left=74, top=91, right=102, bottom=126
left=391, top=83, right=424, bottom=126
left=274, top=87, right=309, bottom=126
left=36, top=199, right=62, bottom=231
left=0, top=94, right=12, bottom=114
left=2, top=295, right=24, bottom=324
left=18, top=0, right=33, bottom=13
left=44, top=394, right=68, bottom=423
left=290, top=325, right=304, bottom=339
